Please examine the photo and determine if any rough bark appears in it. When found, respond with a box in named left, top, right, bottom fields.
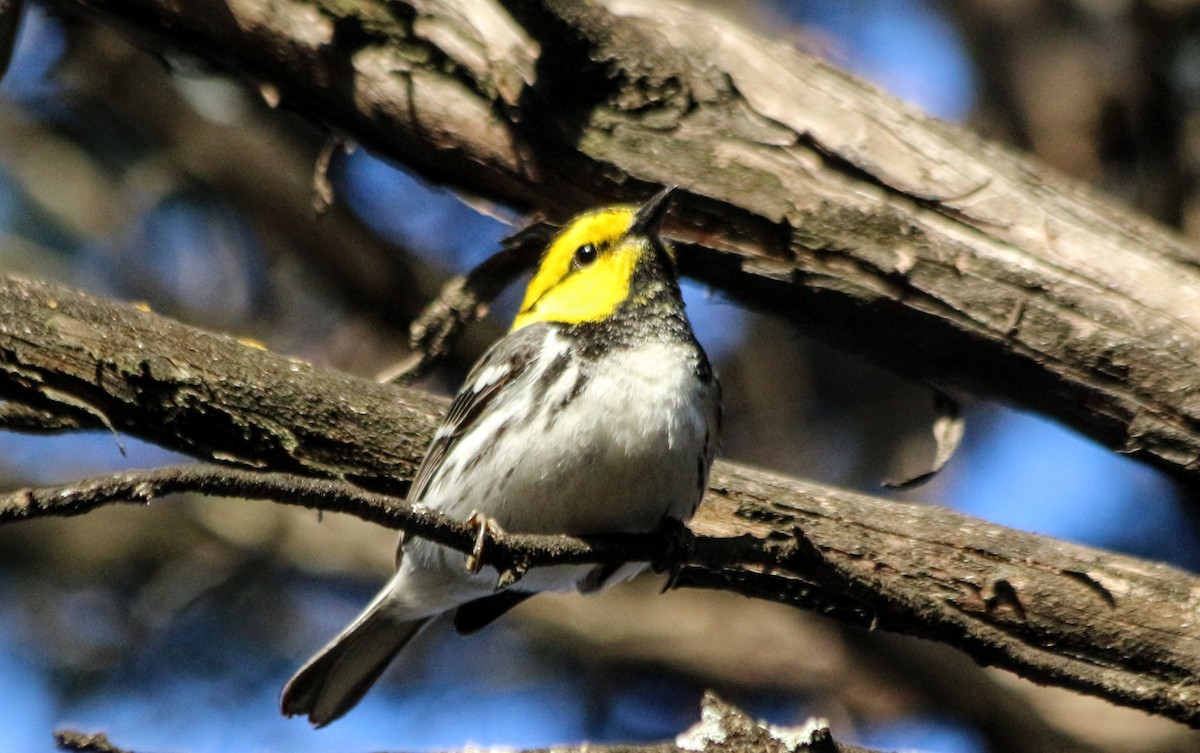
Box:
left=2, top=275, right=1198, bottom=728
left=0, top=274, right=442, bottom=492
left=48, top=0, right=1200, bottom=486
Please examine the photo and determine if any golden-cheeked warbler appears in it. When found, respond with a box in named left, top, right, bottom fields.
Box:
left=281, top=187, right=721, bottom=726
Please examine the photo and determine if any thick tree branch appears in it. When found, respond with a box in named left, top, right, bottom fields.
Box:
left=2, top=275, right=1199, bottom=727
left=0, top=276, right=442, bottom=493
left=47, top=0, right=1200, bottom=486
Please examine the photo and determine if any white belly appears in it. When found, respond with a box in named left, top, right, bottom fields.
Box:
left=397, top=333, right=717, bottom=604
left=429, top=338, right=713, bottom=533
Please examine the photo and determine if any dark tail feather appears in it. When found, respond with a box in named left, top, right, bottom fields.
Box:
left=281, top=604, right=429, bottom=727
left=453, top=591, right=533, bottom=635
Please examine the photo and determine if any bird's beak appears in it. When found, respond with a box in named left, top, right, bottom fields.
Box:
left=629, top=185, right=677, bottom=237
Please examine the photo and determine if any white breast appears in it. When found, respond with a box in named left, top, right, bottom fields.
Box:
left=425, top=331, right=716, bottom=534
left=400, top=327, right=717, bottom=601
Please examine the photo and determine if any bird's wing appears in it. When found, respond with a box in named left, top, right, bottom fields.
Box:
left=407, top=322, right=549, bottom=504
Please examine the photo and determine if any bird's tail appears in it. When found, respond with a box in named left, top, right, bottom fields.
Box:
left=280, top=599, right=429, bottom=727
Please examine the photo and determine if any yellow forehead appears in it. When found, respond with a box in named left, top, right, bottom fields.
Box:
left=511, top=207, right=641, bottom=331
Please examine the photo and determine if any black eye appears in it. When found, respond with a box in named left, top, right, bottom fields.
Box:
left=573, top=243, right=598, bottom=268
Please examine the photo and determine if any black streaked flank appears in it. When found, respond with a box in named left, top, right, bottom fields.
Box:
left=408, top=326, right=545, bottom=502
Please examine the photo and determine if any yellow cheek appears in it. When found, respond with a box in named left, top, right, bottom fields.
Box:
left=518, top=209, right=634, bottom=315
left=512, top=249, right=637, bottom=330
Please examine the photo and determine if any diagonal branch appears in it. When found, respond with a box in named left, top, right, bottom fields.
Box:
left=47, top=0, right=1200, bottom=486
left=1, top=275, right=1199, bottom=727
left=0, top=275, right=442, bottom=492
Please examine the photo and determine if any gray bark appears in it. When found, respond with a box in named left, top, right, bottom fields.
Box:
left=51, top=0, right=1200, bottom=485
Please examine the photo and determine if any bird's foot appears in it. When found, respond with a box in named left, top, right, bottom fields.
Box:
left=652, top=517, right=695, bottom=590
left=465, top=511, right=505, bottom=575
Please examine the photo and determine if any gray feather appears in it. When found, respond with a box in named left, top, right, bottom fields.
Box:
left=280, top=604, right=428, bottom=727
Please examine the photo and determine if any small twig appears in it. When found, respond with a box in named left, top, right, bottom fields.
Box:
left=384, top=220, right=554, bottom=384
left=0, top=399, right=101, bottom=433
left=0, top=464, right=873, bottom=617
left=0, top=465, right=690, bottom=577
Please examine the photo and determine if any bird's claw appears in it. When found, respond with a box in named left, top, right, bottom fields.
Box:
left=465, top=511, right=505, bottom=575
left=652, top=517, right=695, bottom=591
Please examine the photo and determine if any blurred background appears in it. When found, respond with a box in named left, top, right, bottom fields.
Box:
left=1, top=1, right=1199, bottom=752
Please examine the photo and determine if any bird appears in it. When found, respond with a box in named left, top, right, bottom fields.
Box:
left=280, top=186, right=721, bottom=727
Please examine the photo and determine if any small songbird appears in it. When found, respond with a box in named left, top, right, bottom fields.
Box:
left=280, top=187, right=721, bottom=726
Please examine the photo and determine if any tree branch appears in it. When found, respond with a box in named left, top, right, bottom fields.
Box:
left=47, top=0, right=1200, bottom=486
left=390, top=220, right=550, bottom=382
left=2, top=275, right=1199, bottom=727
left=0, top=275, right=442, bottom=492
left=0, top=398, right=100, bottom=433
left=53, top=695, right=881, bottom=753
left=0, top=464, right=696, bottom=583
